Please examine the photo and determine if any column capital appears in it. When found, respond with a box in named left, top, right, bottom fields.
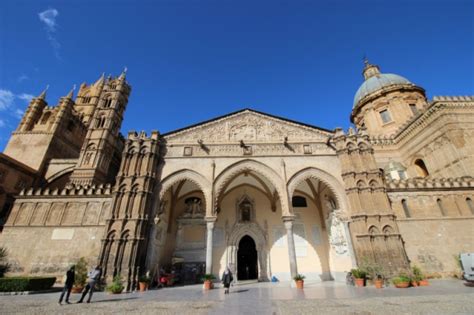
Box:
left=281, top=215, right=295, bottom=223
left=205, top=216, right=217, bottom=223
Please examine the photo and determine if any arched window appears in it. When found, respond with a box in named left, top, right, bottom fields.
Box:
left=402, top=199, right=411, bottom=218
left=368, top=226, right=380, bottom=235
left=96, top=116, right=106, bottom=128
left=437, top=198, right=446, bottom=216
left=292, top=196, right=307, bottom=208
left=414, top=159, right=429, bottom=177
left=104, top=97, right=113, bottom=108
left=466, top=198, right=474, bottom=215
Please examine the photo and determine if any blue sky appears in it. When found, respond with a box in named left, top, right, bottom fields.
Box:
left=0, top=0, right=473, bottom=150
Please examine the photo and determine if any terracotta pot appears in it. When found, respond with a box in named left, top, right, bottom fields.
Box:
left=354, top=278, right=365, bottom=287
left=395, top=282, right=410, bottom=288
left=411, top=281, right=419, bottom=287
left=203, top=280, right=212, bottom=290
left=295, top=280, right=304, bottom=289
left=139, top=282, right=148, bottom=292
left=71, top=286, right=83, bottom=293
left=419, top=279, right=429, bottom=286
left=374, top=279, right=383, bottom=289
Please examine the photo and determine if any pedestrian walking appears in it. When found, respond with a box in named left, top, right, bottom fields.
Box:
left=77, top=265, right=102, bottom=304
left=221, top=266, right=233, bottom=294
left=58, top=265, right=75, bottom=305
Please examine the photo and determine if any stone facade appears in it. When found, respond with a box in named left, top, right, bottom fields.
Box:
left=0, top=62, right=472, bottom=290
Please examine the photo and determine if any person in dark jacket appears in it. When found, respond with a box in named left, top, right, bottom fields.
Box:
left=58, top=265, right=75, bottom=305
left=78, top=266, right=102, bottom=304
left=221, top=266, right=233, bottom=294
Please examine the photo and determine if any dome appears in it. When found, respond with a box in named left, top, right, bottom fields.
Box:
left=352, top=61, right=414, bottom=109
left=353, top=73, right=412, bottom=109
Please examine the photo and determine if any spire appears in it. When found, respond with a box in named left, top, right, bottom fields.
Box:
left=94, top=72, right=105, bottom=87
left=362, top=57, right=381, bottom=80
left=38, top=85, right=49, bottom=100
left=65, top=84, right=76, bottom=99
left=118, top=67, right=127, bottom=81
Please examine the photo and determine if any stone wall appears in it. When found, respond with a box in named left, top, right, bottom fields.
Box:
left=0, top=185, right=112, bottom=276
left=397, top=217, right=474, bottom=276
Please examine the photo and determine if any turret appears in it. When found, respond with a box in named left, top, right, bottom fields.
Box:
left=18, top=87, right=48, bottom=132
left=69, top=69, right=131, bottom=186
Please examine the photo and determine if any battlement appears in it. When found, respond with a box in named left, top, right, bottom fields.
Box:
left=432, top=95, right=474, bottom=102
left=127, top=130, right=160, bottom=141
left=18, top=183, right=112, bottom=197
left=386, top=176, right=474, bottom=191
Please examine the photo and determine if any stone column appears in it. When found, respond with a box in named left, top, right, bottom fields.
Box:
left=205, top=217, right=216, bottom=274
left=283, top=216, right=298, bottom=278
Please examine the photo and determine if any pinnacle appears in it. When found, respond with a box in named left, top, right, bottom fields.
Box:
left=38, top=85, right=49, bottom=100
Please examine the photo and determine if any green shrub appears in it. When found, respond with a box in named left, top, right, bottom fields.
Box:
left=0, top=247, right=10, bottom=278
left=293, top=274, right=306, bottom=281
left=351, top=268, right=367, bottom=279
left=201, top=274, right=216, bottom=281
left=107, top=275, right=124, bottom=294
left=138, top=274, right=151, bottom=284
left=359, top=256, right=384, bottom=280
left=391, top=274, right=411, bottom=285
left=412, top=265, right=424, bottom=282
left=74, top=257, right=88, bottom=287
left=0, top=277, right=56, bottom=292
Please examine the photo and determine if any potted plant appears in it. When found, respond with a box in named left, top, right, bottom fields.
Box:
left=72, top=257, right=88, bottom=293
left=293, top=274, right=305, bottom=289
left=412, top=265, right=429, bottom=286
left=351, top=268, right=367, bottom=287
left=391, top=274, right=411, bottom=288
left=138, top=274, right=151, bottom=292
left=202, top=274, right=215, bottom=290
left=359, top=257, right=384, bottom=289
left=107, top=275, right=124, bottom=294
left=374, top=274, right=384, bottom=289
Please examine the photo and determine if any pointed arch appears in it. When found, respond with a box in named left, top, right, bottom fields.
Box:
left=287, top=167, right=349, bottom=214
left=213, top=159, right=285, bottom=215
left=159, top=169, right=212, bottom=211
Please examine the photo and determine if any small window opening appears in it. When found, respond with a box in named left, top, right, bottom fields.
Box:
left=414, top=159, right=429, bottom=177
left=437, top=198, right=446, bottom=216
left=292, top=196, right=307, bottom=208
left=402, top=199, right=411, bottom=218
left=379, top=109, right=392, bottom=124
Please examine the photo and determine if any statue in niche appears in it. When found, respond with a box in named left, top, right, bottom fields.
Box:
left=184, top=197, right=203, bottom=217
left=240, top=199, right=252, bottom=222
left=326, top=208, right=348, bottom=255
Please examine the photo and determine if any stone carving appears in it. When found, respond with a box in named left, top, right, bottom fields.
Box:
left=326, top=209, right=348, bottom=255
left=164, top=111, right=330, bottom=144
left=183, top=197, right=203, bottom=217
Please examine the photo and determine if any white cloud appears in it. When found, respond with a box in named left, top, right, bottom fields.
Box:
left=14, top=109, right=24, bottom=119
left=38, top=8, right=61, bottom=59
left=0, top=89, right=15, bottom=110
left=18, top=74, right=29, bottom=82
left=17, top=93, right=34, bottom=102
left=38, top=8, right=58, bottom=32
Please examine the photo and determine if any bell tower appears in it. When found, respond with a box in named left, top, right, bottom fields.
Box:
left=69, top=70, right=131, bottom=186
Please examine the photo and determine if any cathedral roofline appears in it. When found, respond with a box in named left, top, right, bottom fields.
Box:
left=161, top=108, right=334, bottom=137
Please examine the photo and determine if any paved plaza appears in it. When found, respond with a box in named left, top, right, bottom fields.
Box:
left=0, top=280, right=473, bottom=314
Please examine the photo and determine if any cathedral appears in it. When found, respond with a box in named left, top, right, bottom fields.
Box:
left=0, top=61, right=472, bottom=289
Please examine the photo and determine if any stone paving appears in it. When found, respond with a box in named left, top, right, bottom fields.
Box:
left=0, top=280, right=473, bottom=314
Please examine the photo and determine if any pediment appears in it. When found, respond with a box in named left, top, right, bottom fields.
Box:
left=163, top=109, right=333, bottom=144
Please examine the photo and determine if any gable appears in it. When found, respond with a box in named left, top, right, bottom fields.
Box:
left=163, top=109, right=333, bottom=144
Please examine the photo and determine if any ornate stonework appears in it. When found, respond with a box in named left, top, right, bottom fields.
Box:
left=164, top=111, right=331, bottom=144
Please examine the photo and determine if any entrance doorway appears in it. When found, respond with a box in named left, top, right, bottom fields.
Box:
left=237, top=235, right=258, bottom=280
